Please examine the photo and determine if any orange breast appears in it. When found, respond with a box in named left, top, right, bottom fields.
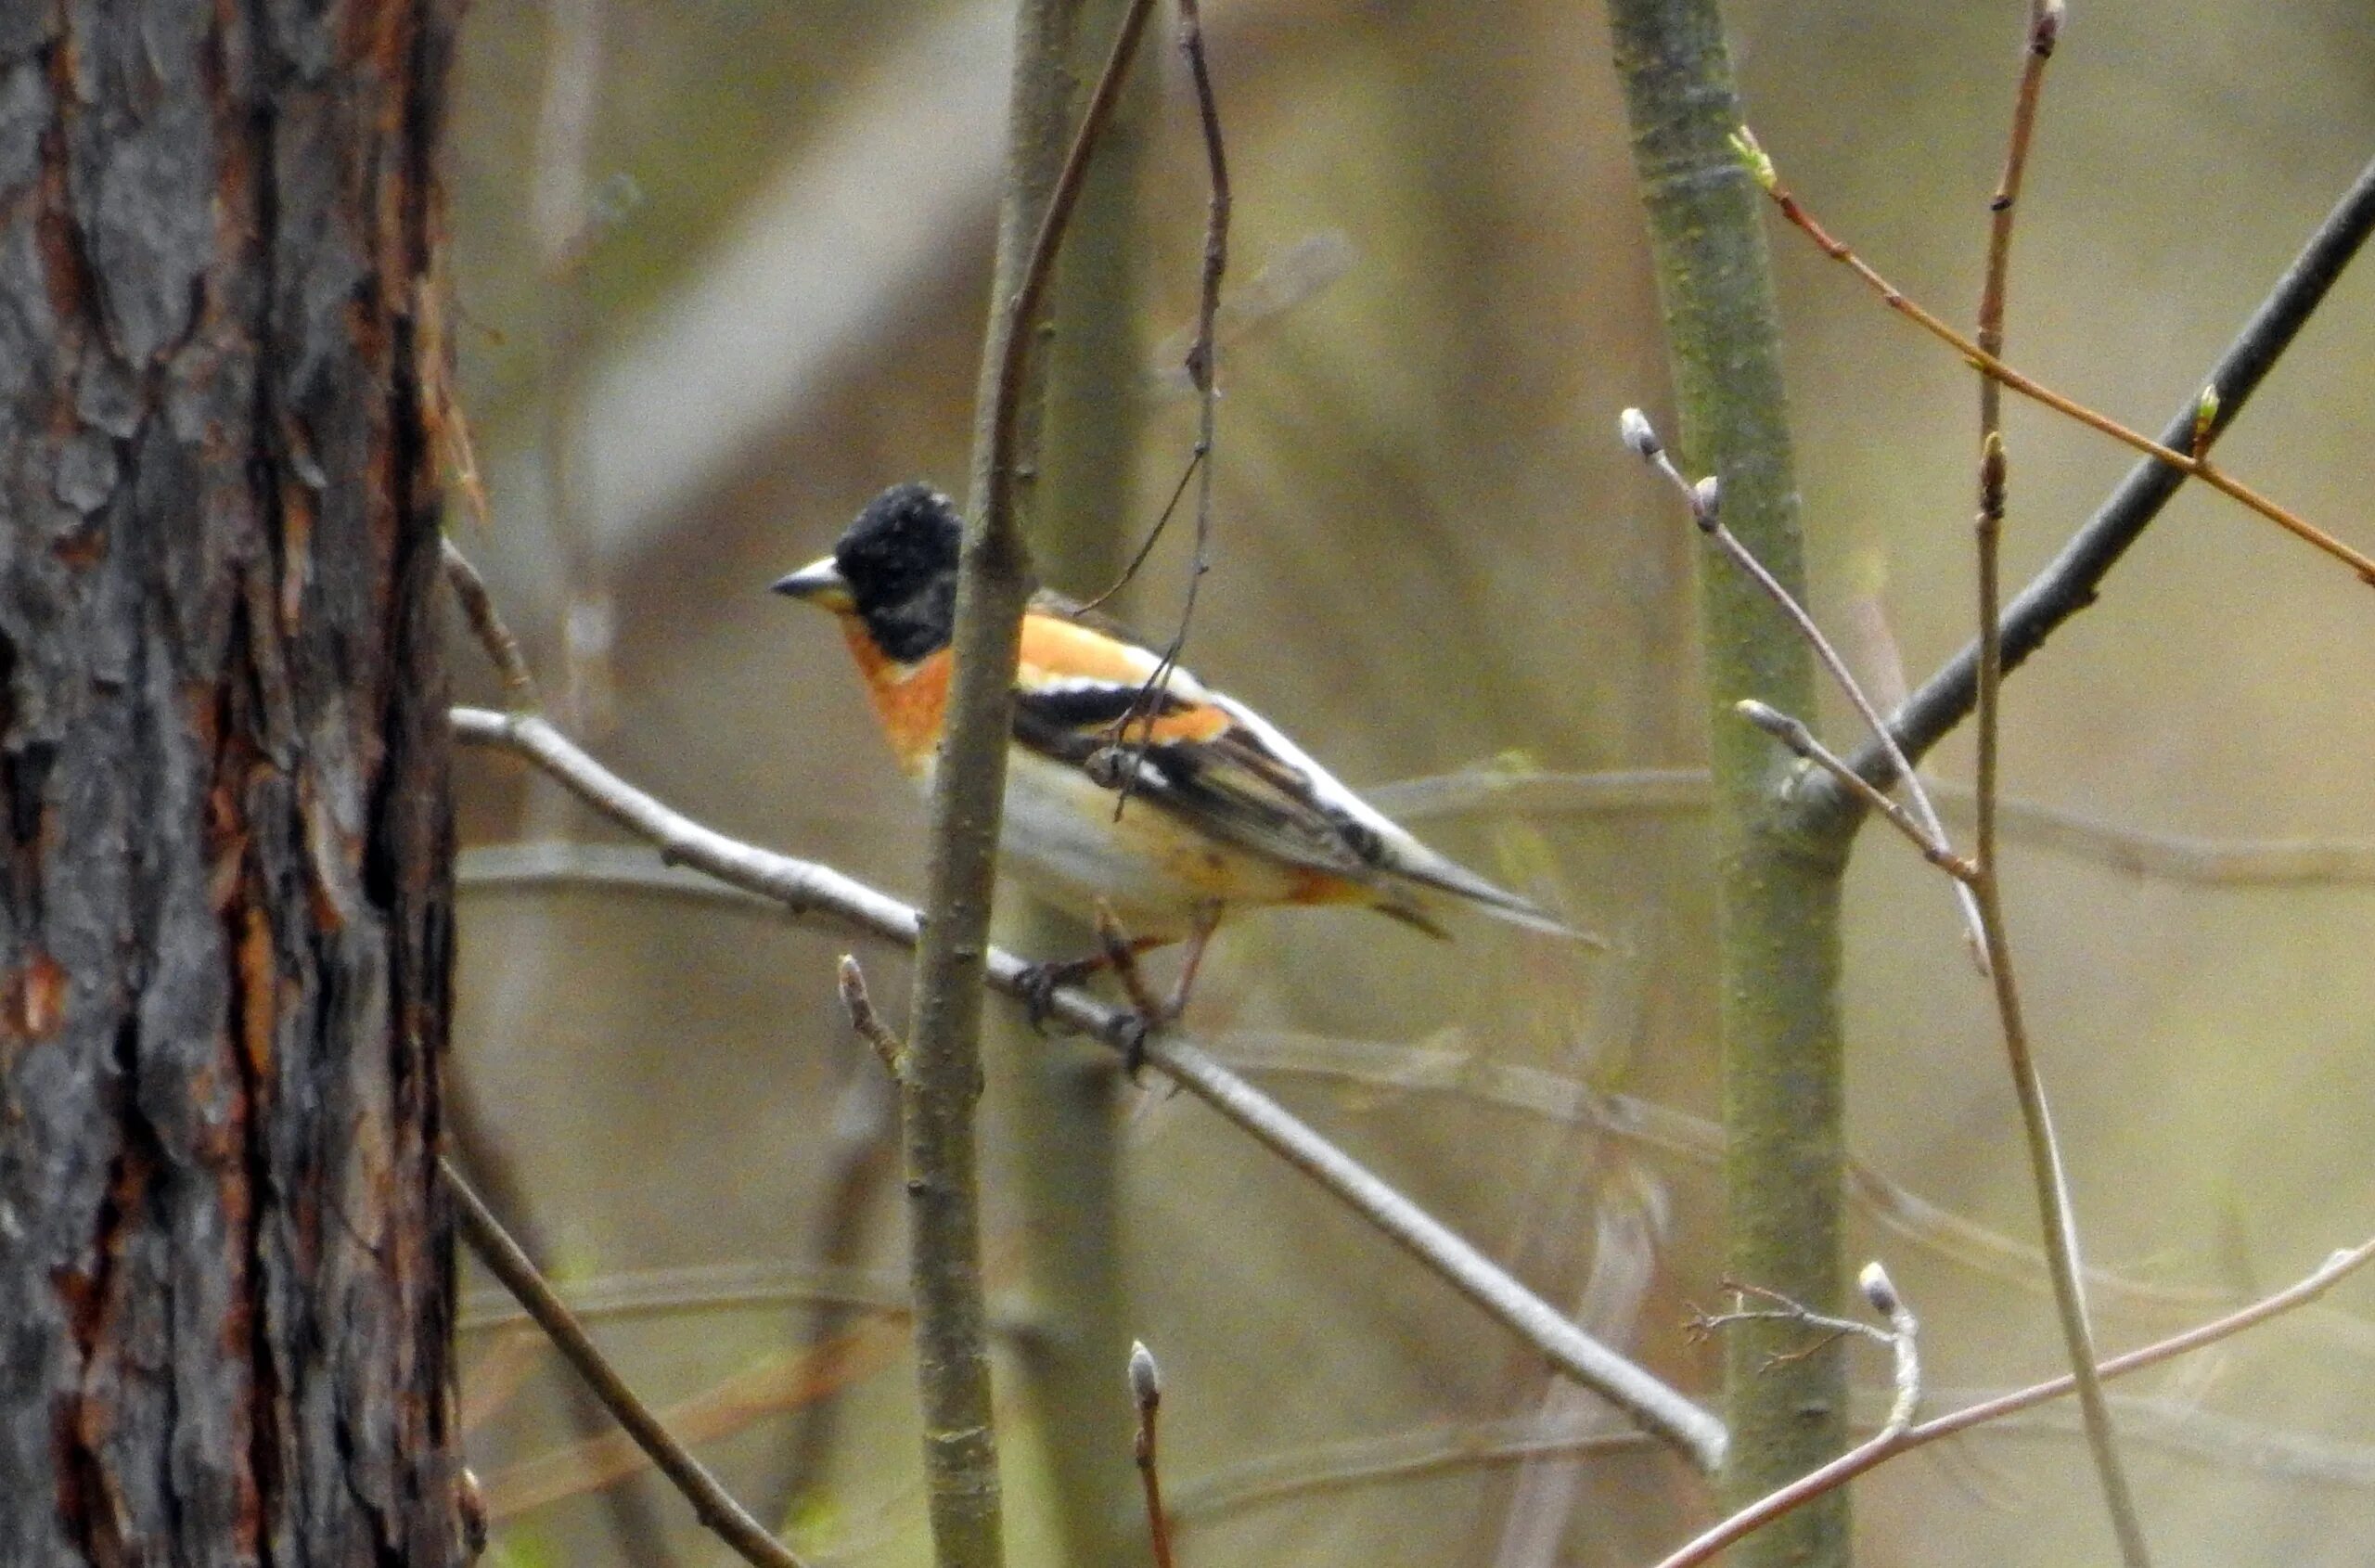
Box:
left=840, top=620, right=950, bottom=774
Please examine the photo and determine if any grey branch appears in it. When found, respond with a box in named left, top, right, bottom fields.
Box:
left=449, top=705, right=1727, bottom=1471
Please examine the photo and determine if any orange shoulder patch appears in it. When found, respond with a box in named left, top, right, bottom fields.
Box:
left=1019, top=612, right=1159, bottom=687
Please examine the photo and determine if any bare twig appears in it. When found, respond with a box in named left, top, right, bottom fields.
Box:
left=1731, top=126, right=2375, bottom=585
left=838, top=957, right=907, bottom=1079
left=1172, top=1372, right=2375, bottom=1537
left=444, top=1159, right=813, bottom=1568
left=1622, top=409, right=1988, bottom=962
left=442, top=538, right=541, bottom=706
left=1109, top=0, right=1231, bottom=804
left=1966, top=12, right=2150, bottom=1559
left=1130, top=1343, right=1176, bottom=1568
left=1823, top=149, right=2375, bottom=803
left=446, top=1068, right=677, bottom=1562
left=1215, top=1028, right=2375, bottom=1346
left=458, top=1260, right=907, bottom=1334
left=1657, top=1265, right=1922, bottom=1568
left=449, top=706, right=1727, bottom=1470
left=1644, top=1235, right=2375, bottom=1568
left=481, top=1317, right=912, bottom=1521
left=1733, top=700, right=1971, bottom=876
left=1367, top=767, right=2375, bottom=887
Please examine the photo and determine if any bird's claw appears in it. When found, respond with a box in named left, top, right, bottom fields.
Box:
left=1016, top=957, right=1096, bottom=1034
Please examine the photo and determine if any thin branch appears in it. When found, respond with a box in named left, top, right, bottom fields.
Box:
left=447, top=1064, right=678, bottom=1563
left=838, top=956, right=907, bottom=1079
left=1110, top=0, right=1231, bottom=803
left=1966, top=10, right=2150, bottom=1559
left=987, top=0, right=1162, bottom=538
left=459, top=841, right=782, bottom=912
left=1733, top=700, right=1971, bottom=877
left=442, top=538, right=541, bottom=706
left=1621, top=409, right=1987, bottom=961
left=1822, top=148, right=2375, bottom=803
left=1366, top=768, right=2375, bottom=887
left=481, top=1317, right=912, bottom=1521
left=1730, top=127, right=2375, bottom=585
left=1643, top=1234, right=2375, bottom=1568
left=449, top=706, right=1727, bottom=1471
left=1657, top=1265, right=1922, bottom=1568
left=1214, top=1029, right=2375, bottom=1344
left=458, top=1261, right=907, bottom=1334
left=444, top=1158, right=814, bottom=1568
left=1171, top=1378, right=2375, bottom=1536
left=1130, top=1343, right=1176, bottom=1568
left=1073, top=444, right=1201, bottom=613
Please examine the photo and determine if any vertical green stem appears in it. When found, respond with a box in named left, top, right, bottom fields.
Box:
left=999, top=2, right=1149, bottom=1562
left=899, top=4, right=1087, bottom=1564
left=1605, top=3, right=1849, bottom=1564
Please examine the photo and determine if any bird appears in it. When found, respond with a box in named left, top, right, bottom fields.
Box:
left=773, top=482, right=1578, bottom=1023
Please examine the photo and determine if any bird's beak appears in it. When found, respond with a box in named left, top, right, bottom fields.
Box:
left=772, top=556, right=854, bottom=611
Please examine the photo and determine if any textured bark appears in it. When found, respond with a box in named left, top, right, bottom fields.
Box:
left=0, top=2, right=463, bottom=1564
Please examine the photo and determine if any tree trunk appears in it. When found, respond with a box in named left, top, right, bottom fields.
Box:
left=0, top=3, right=464, bottom=1563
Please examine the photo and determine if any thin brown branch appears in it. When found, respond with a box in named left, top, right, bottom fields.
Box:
left=1644, top=1234, right=2375, bottom=1568
left=1130, top=1343, right=1176, bottom=1568
left=1728, top=125, right=2375, bottom=585
left=987, top=0, right=1161, bottom=543
left=1110, top=0, right=1231, bottom=799
left=442, top=538, right=540, bottom=706
left=448, top=706, right=1727, bottom=1471
left=1821, top=150, right=2375, bottom=803
left=444, top=1158, right=813, bottom=1568
left=1976, top=0, right=2059, bottom=435
left=1968, top=10, right=2150, bottom=1556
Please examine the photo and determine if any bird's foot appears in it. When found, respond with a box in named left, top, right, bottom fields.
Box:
left=1016, top=955, right=1106, bottom=1034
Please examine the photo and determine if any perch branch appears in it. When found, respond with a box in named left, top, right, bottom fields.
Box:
left=450, top=706, right=1727, bottom=1470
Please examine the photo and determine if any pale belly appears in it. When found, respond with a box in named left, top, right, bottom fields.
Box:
left=915, top=747, right=1331, bottom=937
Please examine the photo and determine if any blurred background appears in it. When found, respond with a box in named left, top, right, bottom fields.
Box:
left=442, top=1, right=2375, bottom=1563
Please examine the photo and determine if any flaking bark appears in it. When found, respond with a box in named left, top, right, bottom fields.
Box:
left=0, top=2, right=464, bottom=1562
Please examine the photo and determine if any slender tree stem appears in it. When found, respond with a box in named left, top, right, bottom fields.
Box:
left=900, top=4, right=1160, bottom=1564
left=995, top=6, right=1152, bottom=1548
left=1967, top=11, right=2152, bottom=1560
left=1606, top=0, right=1845, bottom=1555
left=446, top=1160, right=812, bottom=1568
